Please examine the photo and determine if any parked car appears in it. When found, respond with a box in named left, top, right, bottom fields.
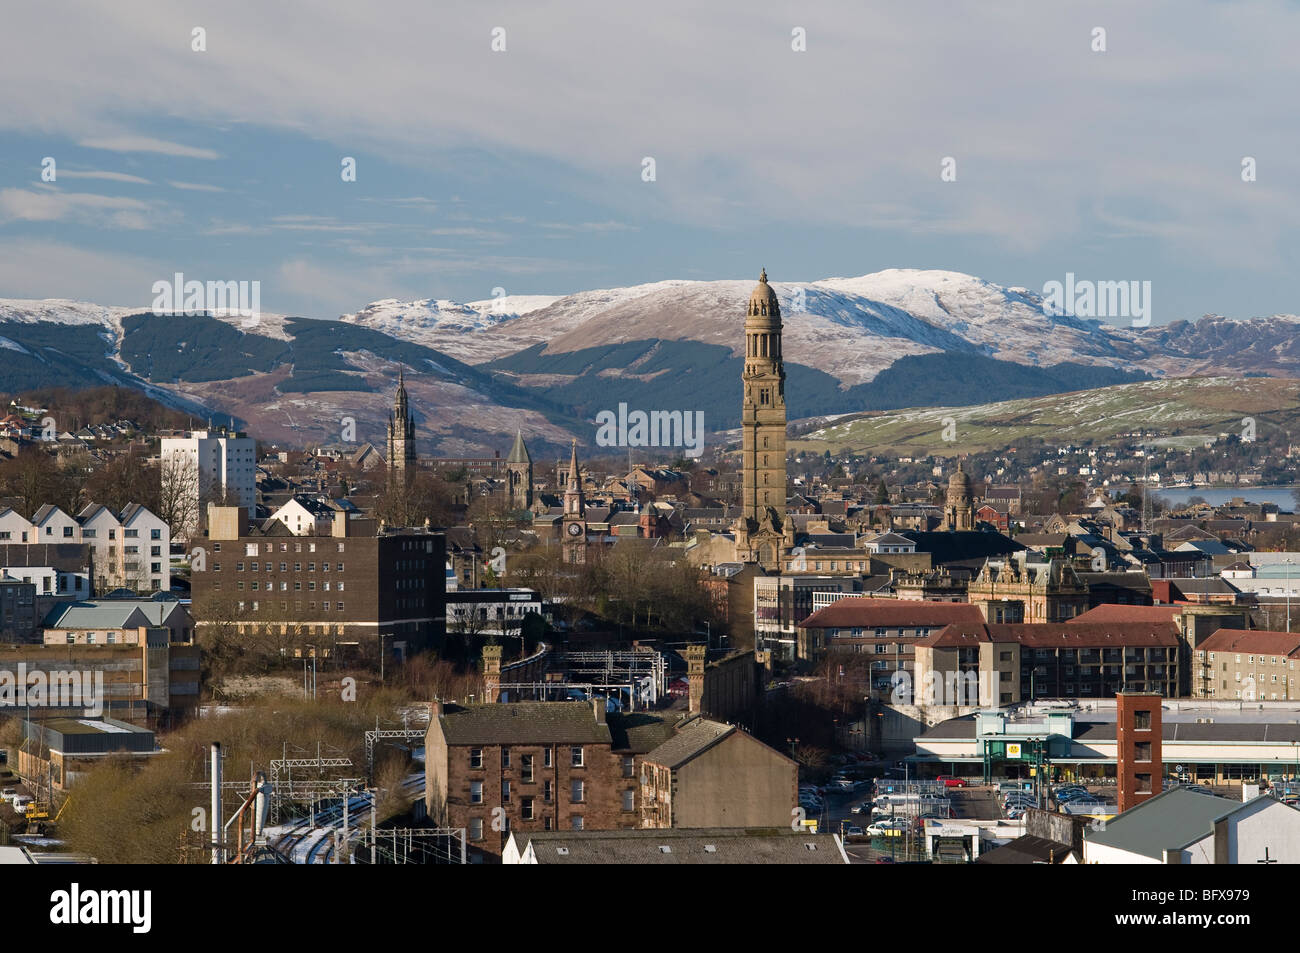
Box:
left=936, top=775, right=966, bottom=788
left=1006, top=807, right=1027, bottom=820
left=866, top=819, right=908, bottom=837
left=846, top=825, right=865, bottom=837
left=850, top=801, right=871, bottom=815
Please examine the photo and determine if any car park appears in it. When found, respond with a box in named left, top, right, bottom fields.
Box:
left=866, top=819, right=908, bottom=837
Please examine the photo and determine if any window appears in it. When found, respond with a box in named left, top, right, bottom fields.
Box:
left=622, top=755, right=635, bottom=779
left=571, top=746, right=584, bottom=767
left=501, top=747, right=511, bottom=769
left=521, top=755, right=534, bottom=783
left=1133, top=710, right=1153, bottom=731
left=469, top=748, right=483, bottom=769
left=469, top=818, right=483, bottom=841
left=1134, top=741, right=1153, bottom=762
left=571, top=815, right=584, bottom=831
left=543, top=780, right=553, bottom=803
left=544, top=747, right=553, bottom=768
left=521, top=797, right=535, bottom=821
left=571, top=779, right=584, bottom=803
left=501, top=780, right=510, bottom=803
left=469, top=781, right=483, bottom=804
left=622, top=789, right=635, bottom=812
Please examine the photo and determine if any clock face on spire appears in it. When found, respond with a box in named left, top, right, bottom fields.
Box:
left=567, top=522, right=583, bottom=536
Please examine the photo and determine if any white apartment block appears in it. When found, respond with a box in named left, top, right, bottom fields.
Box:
left=0, top=503, right=170, bottom=594
left=160, top=429, right=258, bottom=536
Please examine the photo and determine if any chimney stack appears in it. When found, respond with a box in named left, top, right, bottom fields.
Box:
left=685, top=644, right=706, bottom=715
left=482, top=645, right=503, bottom=704
left=592, top=698, right=606, bottom=725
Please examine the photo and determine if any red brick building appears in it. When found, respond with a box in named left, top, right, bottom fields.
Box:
left=1116, top=692, right=1162, bottom=813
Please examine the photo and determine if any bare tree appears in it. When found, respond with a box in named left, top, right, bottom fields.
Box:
left=157, top=451, right=200, bottom=540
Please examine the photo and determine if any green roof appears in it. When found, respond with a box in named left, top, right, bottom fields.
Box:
left=1085, top=787, right=1241, bottom=859
left=42, top=600, right=183, bottom=630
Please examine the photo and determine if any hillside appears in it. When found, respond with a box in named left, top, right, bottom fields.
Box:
left=787, top=377, right=1300, bottom=456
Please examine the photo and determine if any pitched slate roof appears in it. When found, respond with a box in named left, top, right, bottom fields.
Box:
left=42, top=599, right=185, bottom=630
left=512, top=829, right=848, bottom=864
left=642, top=717, right=735, bottom=768
left=1197, top=628, right=1300, bottom=658
left=974, top=834, right=1074, bottom=864
left=1084, top=788, right=1242, bottom=860
left=436, top=701, right=611, bottom=746
left=1069, top=604, right=1181, bottom=624
left=920, top=621, right=1180, bottom=649
left=799, top=598, right=983, bottom=630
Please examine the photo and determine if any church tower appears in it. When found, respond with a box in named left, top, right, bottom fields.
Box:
left=505, top=429, right=533, bottom=511
left=561, top=439, right=588, bottom=564
left=734, top=269, right=790, bottom=569
left=943, top=461, right=975, bottom=531
left=386, top=369, right=417, bottom=474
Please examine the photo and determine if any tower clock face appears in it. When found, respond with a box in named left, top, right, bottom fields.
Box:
left=568, top=523, right=583, bottom=536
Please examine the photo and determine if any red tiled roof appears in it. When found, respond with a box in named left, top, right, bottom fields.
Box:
left=1197, top=628, right=1300, bottom=658
left=1070, top=604, right=1182, bottom=623
left=798, top=598, right=984, bottom=630
left=920, top=621, right=1180, bottom=649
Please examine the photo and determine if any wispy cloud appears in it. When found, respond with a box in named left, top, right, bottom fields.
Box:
left=58, top=170, right=152, bottom=185
left=78, top=136, right=218, bottom=159
left=167, top=180, right=225, bottom=192
left=0, top=187, right=167, bottom=230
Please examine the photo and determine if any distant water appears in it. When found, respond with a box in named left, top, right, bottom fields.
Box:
left=1148, top=485, right=1300, bottom=510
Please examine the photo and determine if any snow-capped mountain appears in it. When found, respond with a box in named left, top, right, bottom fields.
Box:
left=340, top=270, right=1154, bottom=384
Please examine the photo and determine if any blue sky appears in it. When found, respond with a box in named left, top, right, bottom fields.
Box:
left=1, top=0, right=1297, bottom=323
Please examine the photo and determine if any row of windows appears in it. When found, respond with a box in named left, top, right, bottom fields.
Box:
left=1, top=527, right=162, bottom=541
left=227, top=580, right=344, bottom=592
left=470, top=779, right=595, bottom=805
left=468, top=815, right=584, bottom=839
left=1202, top=652, right=1298, bottom=669
left=216, top=542, right=346, bottom=554
left=469, top=746, right=584, bottom=769
left=236, top=601, right=345, bottom=612
left=231, top=562, right=346, bottom=572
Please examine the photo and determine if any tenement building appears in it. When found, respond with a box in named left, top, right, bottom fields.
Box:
left=190, top=504, right=446, bottom=657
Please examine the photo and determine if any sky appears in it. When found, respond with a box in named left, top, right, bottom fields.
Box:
left=0, top=0, right=1297, bottom=324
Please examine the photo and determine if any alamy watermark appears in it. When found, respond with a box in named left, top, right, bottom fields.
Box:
left=594, top=403, right=704, bottom=458
left=0, top=664, right=104, bottom=716
left=152, top=272, right=260, bottom=328
left=1041, top=272, right=1151, bottom=327
left=890, top=669, right=991, bottom=707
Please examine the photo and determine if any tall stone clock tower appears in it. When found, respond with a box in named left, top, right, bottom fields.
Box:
left=733, top=269, right=792, bottom=569
left=561, top=439, right=588, bottom=564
